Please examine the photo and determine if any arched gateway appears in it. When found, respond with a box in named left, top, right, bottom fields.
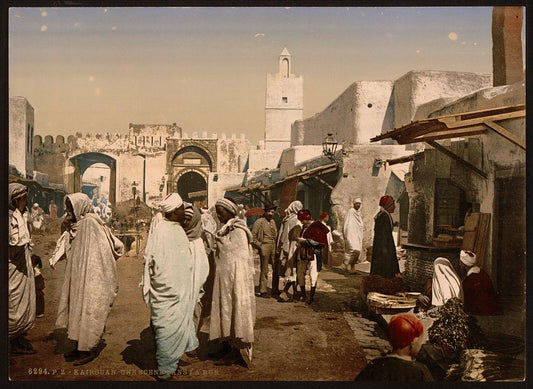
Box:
left=170, top=144, right=213, bottom=207
left=69, top=152, right=117, bottom=205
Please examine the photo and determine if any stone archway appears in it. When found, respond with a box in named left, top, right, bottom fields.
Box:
left=176, top=170, right=207, bottom=206
left=169, top=144, right=213, bottom=207
left=69, top=152, right=117, bottom=205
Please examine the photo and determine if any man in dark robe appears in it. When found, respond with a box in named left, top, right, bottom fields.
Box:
left=371, top=195, right=400, bottom=279
left=459, top=250, right=503, bottom=315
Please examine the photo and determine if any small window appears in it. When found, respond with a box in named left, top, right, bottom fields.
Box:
left=282, top=97, right=288, bottom=103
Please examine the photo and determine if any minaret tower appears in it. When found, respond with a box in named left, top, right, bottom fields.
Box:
left=264, top=48, right=303, bottom=150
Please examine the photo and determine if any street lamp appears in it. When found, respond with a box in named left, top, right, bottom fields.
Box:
left=322, top=133, right=338, bottom=160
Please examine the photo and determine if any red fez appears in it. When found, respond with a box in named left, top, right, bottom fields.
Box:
left=297, top=209, right=312, bottom=221
left=320, top=212, right=328, bottom=219
left=379, top=195, right=391, bottom=207
left=388, top=314, right=424, bottom=349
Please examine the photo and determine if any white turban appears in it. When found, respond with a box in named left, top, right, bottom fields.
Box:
left=460, top=250, right=477, bottom=266
left=160, top=193, right=183, bottom=213
left=353, top=197, right=362, bottom=204
left=215, top=198, right=239, bottom=216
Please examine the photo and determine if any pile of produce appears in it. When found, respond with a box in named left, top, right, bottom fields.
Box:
left=360, top=274, right=408, bottom=297
left=428, top=298, right=485, bottom=356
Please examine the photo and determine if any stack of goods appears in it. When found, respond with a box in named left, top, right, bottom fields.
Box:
left=433, top=225, right=463, bottom=248
left=360, top=274, right=407, bottom=297
left=445, top=349, right=525, bottom=381
left=428, top=298, right=485, bottom=360
left=366, top=292, right=417, bottom=312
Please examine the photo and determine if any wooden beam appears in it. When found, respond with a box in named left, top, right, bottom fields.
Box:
left=299, top=179, right=314, bottom=188
left=396, top=122, right=446, bottom=144
left=484, top=120, right=526, bottom=150
left=188, top=189, right=207, bottom=198
left=440, top=109, right=525, bottom=129
left=311, top=175, right=335, bottom=190
left=386, top=154, right=416, bottom=166
left=410, top=125, right=487, bottom=142
left=426, top=140, right=488, bottom=179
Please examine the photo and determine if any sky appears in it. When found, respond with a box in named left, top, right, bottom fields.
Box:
left=8, top=7, right=526, bottom=145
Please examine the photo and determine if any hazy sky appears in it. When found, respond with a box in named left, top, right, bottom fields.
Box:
left=9, top=7, right=524, bottom=144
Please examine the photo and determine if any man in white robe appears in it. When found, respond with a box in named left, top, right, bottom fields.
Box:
left=55, top=192, right=124, bottom=365
left=343, top=197, right=365, bottom=272
left=8, top=183, right=36, bottom=355
left=30, top=203, right=45, bottom=233
left=142, top=193, right=198, bottom=380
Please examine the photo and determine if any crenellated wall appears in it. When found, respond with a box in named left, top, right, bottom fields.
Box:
left=32, top=125, right=253, bottom=207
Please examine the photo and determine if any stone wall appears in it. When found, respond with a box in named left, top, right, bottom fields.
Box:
left=9, top=97, right=34, bottom=178
left=33, top=127, right=252, bottom=207
left=207, top=172, right=246, bottom=208
left=278, top=146, right=324, bottom=178
left=405, top=139, right=484, bottom=246
left=248, top=149, right=283, bottom=171
left=492, top=7, right=524, bottom=87
left=216, top=134, right=253, bottom=173
left=331, top=144, right=412, bottom=254
left=265, top=60, right=303, bottom=149
left=405, top=82, right=525, bottom=278
left=291, top=71, right=491, bottom=150
left=291, top=81, right=393, bottom=147
left=128, top=123, right=181, bottom=151
left=33, top=136, right=68, bottom=185
left=393, top=70, right=492, bottom=129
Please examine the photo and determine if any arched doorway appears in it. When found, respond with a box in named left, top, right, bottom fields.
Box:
left=170, top=144, right=213, bottom=207
left=177, top=170, right=207, bottom=207
left=70, top=153, right=117, bottom=205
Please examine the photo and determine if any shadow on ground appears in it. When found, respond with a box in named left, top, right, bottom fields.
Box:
left=121, top=326, right=158, bottom=370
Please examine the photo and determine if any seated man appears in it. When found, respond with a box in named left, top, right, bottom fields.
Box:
left=355, top=314, right=433, bottom=381
left=459, top=250, right=503, bottom=315
left=417, top=257, right=463, bottom=310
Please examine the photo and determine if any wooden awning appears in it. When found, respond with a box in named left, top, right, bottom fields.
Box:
left=226, top=162, right=338, bottom=194
left=371, top=105, right=525, bottom=179
left=371, top=104, right=525, bottom=149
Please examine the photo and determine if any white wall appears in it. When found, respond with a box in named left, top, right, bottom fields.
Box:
left=9, top=97, right=34, bottom=177
left=248, top=149, right=283, bottom=171
left=265, top=61, right=303, bottom=149
left=207, top=172, right=246, bottom=208
left=278, top=145, right=324, bottom=177
left=393, top=70, right=492, bottom=129
left=331, top=144, right=412, bottom=253
left=291, top=81, right=393, bottom=147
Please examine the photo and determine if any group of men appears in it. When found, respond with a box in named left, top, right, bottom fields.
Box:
left=251, top=200, right=332, bottom=305
left=250, top=194, right=403, bottom=306
left=419, top=250, right=502, bottom=316
left=143, top=194, right=257, bottom=379
left=8, top=183, right=504, bottom=381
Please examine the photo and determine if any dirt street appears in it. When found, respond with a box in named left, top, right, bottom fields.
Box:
left=9, top=226, right=377, bottom=381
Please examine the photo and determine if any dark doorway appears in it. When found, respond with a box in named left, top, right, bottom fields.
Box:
left=177, top=171, right=207, bottom=207
left=495, top=176, right=526, bottom=296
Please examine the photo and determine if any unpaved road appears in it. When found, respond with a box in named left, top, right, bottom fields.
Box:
left=9, top=226, right=370, bottom=381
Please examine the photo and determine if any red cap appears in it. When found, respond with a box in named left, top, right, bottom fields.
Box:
left=379, top=195, right=391, bottom=207
left=388, top=314, right=423, bottom=349
left=320, top=212, right=328, bottom=219
left=297, top=209, right=312, bottom=221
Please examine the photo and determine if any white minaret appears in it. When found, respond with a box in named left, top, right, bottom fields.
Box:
left=264, top=48, right=303, bottom=150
